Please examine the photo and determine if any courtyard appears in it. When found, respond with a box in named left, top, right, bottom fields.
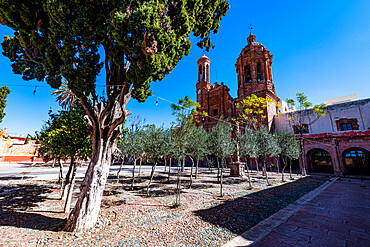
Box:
left=0, top=163, right=332, bottom=246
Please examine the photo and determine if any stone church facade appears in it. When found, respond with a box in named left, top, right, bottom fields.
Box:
left=195, top=33, right=370, bottom=176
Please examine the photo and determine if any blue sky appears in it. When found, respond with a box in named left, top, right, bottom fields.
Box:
left=0, top=0, right=369, bottom=136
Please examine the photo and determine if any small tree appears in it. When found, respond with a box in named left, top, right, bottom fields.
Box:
left=37, top=103, right=91, bottom=212
left=208, top=119, right=234, bottom=196
left=238, top=128, right=258, bottom=188
left=188, top=125, right=208, bottom=185
left=255, top=127, right=281, bottom=186
left=142, top=125, right=166, bottom=197
left=275, top=131, right=299, bottom=181
left=286, top=93, right=326, bottom=176
left=118, top=128, right=144, bottom=188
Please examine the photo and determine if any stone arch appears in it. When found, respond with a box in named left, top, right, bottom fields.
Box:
left=256, top=61, right=263, bottom=81
left=307, top=148, right=334, bottom=173
left=342, top=147, right=370, bottom=175
left=199, top=64, right=203, bottom=81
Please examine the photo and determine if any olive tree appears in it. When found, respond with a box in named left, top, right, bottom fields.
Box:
left=0, top=0, right=229, bottom=231
left=208, top=119, right=234, bottom=196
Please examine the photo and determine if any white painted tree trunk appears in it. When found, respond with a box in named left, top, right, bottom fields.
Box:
left=64, top=135, right=118, bottom=232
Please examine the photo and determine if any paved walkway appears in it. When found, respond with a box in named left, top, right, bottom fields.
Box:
left=251, top=178, right=370, bottom=247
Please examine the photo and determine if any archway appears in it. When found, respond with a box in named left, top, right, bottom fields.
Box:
left=309, top=149, right=334, bottom=173
left=343, top=148, right=370, bottom=175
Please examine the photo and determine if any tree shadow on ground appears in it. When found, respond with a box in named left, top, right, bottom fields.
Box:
left=194, top=176, right=329, bottom=235
left=0, top=184, right=66, bottom=231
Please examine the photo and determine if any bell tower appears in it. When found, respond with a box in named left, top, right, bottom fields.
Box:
left=235, top=32, right=280, bottom=129
left=235, top=32, right=275, bottom=98
left=196, top=54, right=212, bottom=105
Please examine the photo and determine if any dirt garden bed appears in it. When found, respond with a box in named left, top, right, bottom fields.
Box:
left=0, top=168, right=330, bottom=246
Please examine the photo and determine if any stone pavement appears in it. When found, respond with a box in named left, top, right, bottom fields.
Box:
left=224, top=177, right=370, bottom=247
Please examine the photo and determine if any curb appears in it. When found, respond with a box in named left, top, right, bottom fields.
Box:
left=222, top=176, right=339, bottom=247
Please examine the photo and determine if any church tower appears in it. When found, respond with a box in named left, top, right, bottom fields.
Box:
left=235, top=32, right=276, bottom=98
left=196, top=54, right=212, bottom=107
left=235, top=32, right=280, bottom=128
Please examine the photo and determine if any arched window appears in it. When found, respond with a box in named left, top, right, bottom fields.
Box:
left=245, top=65, right=252, bottom=82
left=206, top=64, right=209, bottom=81
left=343, top=148, right=369, bottom=175
left=199, top=64, right=203, bottom=81
left=257, top=62, right=263, bottom=81
left=310, top=149, right=333, bottom=173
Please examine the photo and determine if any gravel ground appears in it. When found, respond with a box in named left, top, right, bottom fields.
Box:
left=0, top=167, right=330, bottom=246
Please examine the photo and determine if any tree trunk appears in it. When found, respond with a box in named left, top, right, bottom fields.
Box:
left=217, top=157, right=220, bottom=183
left=138, top=158, right=142, bottom=176
left=245, top=161, right=252, bottom=189
left=58, top=158, right=63, bottom=184
left=189, top=156, right=194, bottom=188
left=254, top=157, right=259, bottom=174
left=195, top=156, right=199, bottom=179
left=263, top=158, right=271, bottom=186
left=64, top=159, right=77, bottom=213
left=52, top=157, right=56, bottom=168
left=64, top=130, right=120, bottom=232
left=220, top=158, right=224, bottom=197
left=261, top=157, right=266, bottom=177
left=281, top=157, right=288, bottom=182
left=299, top=135, right=307, bottom=176
left=175, top=163, right=181, bottom=205
left=167, top=157, right=172, bottom=182
left=116, top=158, right=124, bottom=183
left=181, top=157, right=185, bottom=172
left=146, top=162, right=157, bottom=196
left=289, top=158, right=293, bottom=180
left=131, top=158, right=137, bottom=190
left=61, top=159, right=74, bottom=200
left=165, top=157, right=168, bottom=172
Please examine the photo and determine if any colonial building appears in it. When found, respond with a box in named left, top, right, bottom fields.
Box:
left=275, top=98, right=370, bottom=176
left=195, top=33, right=370, bottom=176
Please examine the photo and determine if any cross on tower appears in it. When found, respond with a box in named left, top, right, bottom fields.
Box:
left=249, top=23, right=253, bottom=34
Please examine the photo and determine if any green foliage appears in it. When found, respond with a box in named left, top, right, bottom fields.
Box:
left=172, top=201, right=181, bottom=208
left=187, top=125, right=209, bottom=160
left=208, top=119, right=234, bottom=159
left=238, top=128, right=258, bottom=159
left=275, top=131, right=299, bottom=160
left=0, top=86, right=10, bottom=123
left=24, top=135, right=29, bottom=144
left=118, top=127, right=145, bottom=160
left=37, top=103, right=91, bottom=162
left=0, top=0, right=229, bottom=101
left=255, top=127, right=280, bottom=158
left=170, top=96, right=197, bottom=160
left=142, top=124, right=167, bottom=163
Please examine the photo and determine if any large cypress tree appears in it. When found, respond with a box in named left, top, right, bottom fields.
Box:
left=0, top=0, right=229, bottom=231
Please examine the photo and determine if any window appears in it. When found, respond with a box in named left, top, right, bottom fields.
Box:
left=341, top=123, right=353, bottom=131
left=213, top=109, right=218, bottom=116
left=293, top=124, right=309, bottom=134
left=245, top=65, right=252, bottom=82
left=312, top=149, right=332, bottom=166
left=257, top=62, right=263, bottom=81
left=336, top=118, right=359, bottom=131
